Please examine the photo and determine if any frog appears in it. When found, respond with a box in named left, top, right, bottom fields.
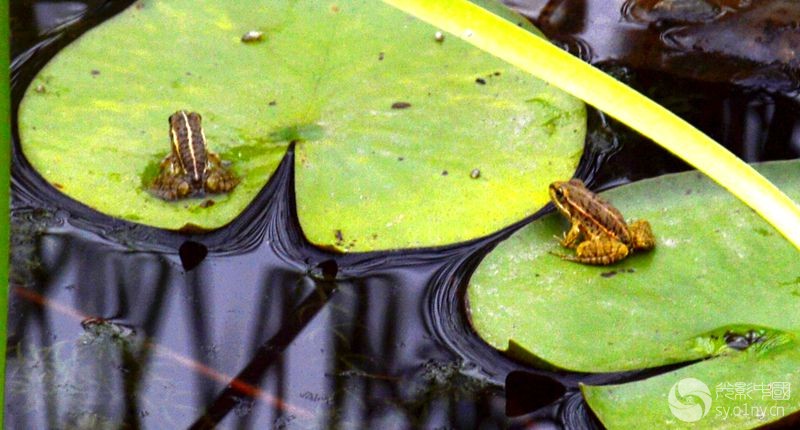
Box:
left=549, top=179, right=655, bottom=265
left=150, top=110, right=239, bottom=201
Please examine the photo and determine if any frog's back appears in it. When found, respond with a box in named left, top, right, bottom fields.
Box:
left=577, top=192, right=631, bottom=243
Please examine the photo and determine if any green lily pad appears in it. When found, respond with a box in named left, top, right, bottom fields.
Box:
left=467, top=160, right=800, bottom=373
left=19, top=0, right=585, bottom=242
left=583, top=337, right=800, bottom=429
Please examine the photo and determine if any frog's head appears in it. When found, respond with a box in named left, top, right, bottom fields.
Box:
left=549, top=180, right=571, bottom=216
left=549, top=179, right=587, bottom=217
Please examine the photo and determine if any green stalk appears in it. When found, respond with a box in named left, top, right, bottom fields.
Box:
left=383, top=0, right=800, bottom=250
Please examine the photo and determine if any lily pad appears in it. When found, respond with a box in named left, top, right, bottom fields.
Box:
left=583, top=337, right=800, bottom=429
left=19, top=0, right=585, bottom=243
left=467, top=160, right=800, bottom=373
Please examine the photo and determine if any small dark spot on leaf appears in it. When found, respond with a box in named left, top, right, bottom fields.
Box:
left=441, top=170, right=448, bottom=176
left=493, top=71, right=501, bottom=76
left=391, top=101, right=411, bottom=109
left=378, top=52, right=384, bottom=61
left=135, top=1, right=144, bottom=9
left=35, top=84, right=46, bottom=93
left=685, top=189, right=692, bottom=195
left=754, top=227, right=771, bottom=236
left=601, top=271, right=617, bottom=278
left=625, top=268, right=635, bottom=273
left=185, top=71, right=192, bottom=76
left=90, top=70, right=101, bottom=77
left=372, top=233, right=378, bottom=239
left=397, top=156, right=404, bottom=161
left=268, top=100, right=277, bottom=106
left=179, top=241, right=207, bottom=271
left=335, top=229, right=344, bottom=242
left=470, top=168, right=480, bottom=179
left=330, top=4, right=340, bottom=13
left=199, top=199, right=215, bottom=208
left=53, top=182, right=64, bottom=189
left=475, top=78, right=486, bottom=85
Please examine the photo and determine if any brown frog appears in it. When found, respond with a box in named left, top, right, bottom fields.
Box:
left=549, top=179, right=655, bottom=265
left=150, top=110, right=239, bottom=200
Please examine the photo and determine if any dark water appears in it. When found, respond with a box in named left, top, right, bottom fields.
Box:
left=7, top=1, right=800, bottom=429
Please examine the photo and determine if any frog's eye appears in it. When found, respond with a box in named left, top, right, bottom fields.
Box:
left=553, top=187, right=564, bottom=199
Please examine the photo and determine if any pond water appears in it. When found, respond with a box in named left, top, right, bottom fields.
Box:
left=7, top=1, right=799, bottom=429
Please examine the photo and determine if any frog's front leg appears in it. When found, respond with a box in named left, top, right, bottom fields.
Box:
left=559, top=221, right=582, bottom=249
left=563, top=237, right=629, bottom=265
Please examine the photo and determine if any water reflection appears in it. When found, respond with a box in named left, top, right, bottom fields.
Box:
left=6, top=209, right=518, bottom=428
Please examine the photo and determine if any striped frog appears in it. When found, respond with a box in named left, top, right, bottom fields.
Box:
left=549, top=179, right=655, bottom=265
left=150, top=110, right=239, bottom=200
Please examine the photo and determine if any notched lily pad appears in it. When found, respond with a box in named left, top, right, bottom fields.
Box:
left=467, top=160, right=800, bottom=373
left=19, top=0, right=586, bottom=242
left=583, top=337, right=800, bottom=429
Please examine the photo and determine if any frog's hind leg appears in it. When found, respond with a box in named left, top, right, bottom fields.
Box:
left=563, top=238, right=629, bottom=265
left=205, top=167, right=240, bottom=194
left=150, top=172, right=191, bottom=201
left=629, top=220, right=656, bottom=250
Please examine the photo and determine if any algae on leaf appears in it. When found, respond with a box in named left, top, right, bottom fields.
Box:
left=19, top=0, right=585, bottom=244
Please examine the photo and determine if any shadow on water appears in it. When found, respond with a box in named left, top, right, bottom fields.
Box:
left=7, top=0, right=800, bottom=429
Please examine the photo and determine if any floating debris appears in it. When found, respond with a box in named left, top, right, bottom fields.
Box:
left=391, top=101, right=411, bottom=109
left=435, top=31, right=444, bottom=42
left=470, top=168, right=480, bottom=179
left=241, top=30, right=264, bottom=43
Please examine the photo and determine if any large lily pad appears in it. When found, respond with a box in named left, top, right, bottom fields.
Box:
left=467, top=160, right=800, bottom=373
left=19, top=0, right=585, bottom=245
left=583, top=338, right=800, bottom=428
